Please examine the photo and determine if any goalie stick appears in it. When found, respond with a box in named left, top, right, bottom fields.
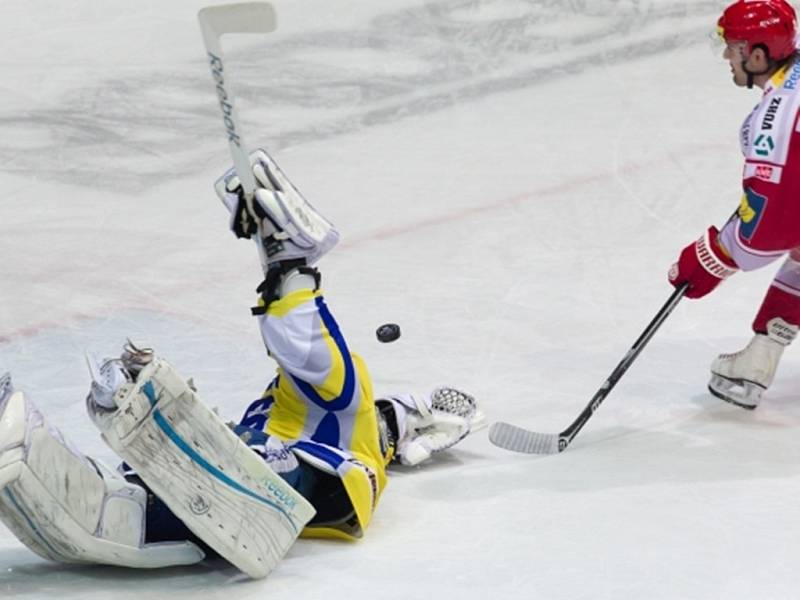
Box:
left=489, top=283, right=688, bottom=454
left=198, top=1, right=276, bottom=239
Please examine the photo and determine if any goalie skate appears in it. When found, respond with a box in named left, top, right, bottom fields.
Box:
left=88, top=356, right=316, bottom=579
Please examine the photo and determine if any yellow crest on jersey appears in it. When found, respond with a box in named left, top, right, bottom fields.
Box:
left=738, top=194, right=756, bottom=223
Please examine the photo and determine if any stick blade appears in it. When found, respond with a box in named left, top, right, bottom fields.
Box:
left=489, top=422, right=561, bottom=455
left=198, top=2, right=277, bottom=38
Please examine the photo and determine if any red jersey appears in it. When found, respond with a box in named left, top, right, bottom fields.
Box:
left=719, top=57, right=800, bottom=270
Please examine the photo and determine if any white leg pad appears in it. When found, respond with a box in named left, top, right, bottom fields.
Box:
left=0, top=389, right=204, bottom=568
left=89, top=358, right=316, bottom=579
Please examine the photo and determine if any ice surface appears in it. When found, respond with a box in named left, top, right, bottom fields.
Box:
left=2, top=1, right=800, bottom=599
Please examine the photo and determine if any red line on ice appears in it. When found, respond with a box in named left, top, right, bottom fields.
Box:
left=0, top=144, right=729, bottom=345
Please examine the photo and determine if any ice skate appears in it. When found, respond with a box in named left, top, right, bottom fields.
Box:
left=708, top=317, right=798, bottom=409
left=85, top=340, right=155, bottom=413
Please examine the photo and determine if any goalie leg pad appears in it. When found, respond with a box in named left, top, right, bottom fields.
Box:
left=89, top=358, right=316, bottom=579
left=0, top=383, right=204, bottom=568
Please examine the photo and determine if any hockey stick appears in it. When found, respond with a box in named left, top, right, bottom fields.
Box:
left=489, top=283, right=688, bottom=454
left=198, top=2, right=276, bottom=200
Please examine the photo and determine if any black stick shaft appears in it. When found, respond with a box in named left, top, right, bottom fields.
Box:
left=559, top=284, right=688, bottom=448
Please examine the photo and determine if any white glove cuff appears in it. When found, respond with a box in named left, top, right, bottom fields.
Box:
left=695, top=230, right=738, bottom=279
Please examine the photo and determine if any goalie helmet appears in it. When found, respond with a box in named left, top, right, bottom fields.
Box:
left=717, top=0, right=798, bottom=61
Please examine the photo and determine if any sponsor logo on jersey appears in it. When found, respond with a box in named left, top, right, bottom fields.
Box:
left=741, top=105, right=760, bottom=153
left=738, top=188, right=768, bottom=242
left=784, top=62, right=800, bottom=90
left=760, top=96, right=784, bottom=130
left=754, top=133, right=775, bottom=156
left=744, top=162, right=783, bottom=183
left=755, top=165, right=773, bottom=180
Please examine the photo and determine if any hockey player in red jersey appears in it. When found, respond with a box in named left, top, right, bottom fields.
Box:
left=668, top=0, right=800, bottom=408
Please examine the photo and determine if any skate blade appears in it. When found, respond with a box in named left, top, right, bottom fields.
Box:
left=708, top=374, right=764, bottom=410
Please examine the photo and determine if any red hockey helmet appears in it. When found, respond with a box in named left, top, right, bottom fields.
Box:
left=717, top=0, right=798, bottom=61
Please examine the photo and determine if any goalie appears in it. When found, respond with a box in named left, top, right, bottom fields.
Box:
left=0, top=149, right=485, bottom=579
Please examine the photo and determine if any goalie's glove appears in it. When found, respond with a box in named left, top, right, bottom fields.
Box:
left=215, top=162, right=281, bottom=240
left=229, top=184, right=263, bottom=240
left=377, top=387, right=486, bottom=467
left=214, top=149, right=339, bottom=268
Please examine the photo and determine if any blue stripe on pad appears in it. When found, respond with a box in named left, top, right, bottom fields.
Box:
left=4, top=488, right=61, bottom=557
left=140, top=379, right=299, bottom=533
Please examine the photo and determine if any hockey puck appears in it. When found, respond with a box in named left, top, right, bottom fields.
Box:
left=376, top=323, right=401, bottom=343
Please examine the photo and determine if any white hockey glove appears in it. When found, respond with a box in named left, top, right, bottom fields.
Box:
left=377, top=387, right=486, bottom=467
left=217, top=168, right=274, bottom=241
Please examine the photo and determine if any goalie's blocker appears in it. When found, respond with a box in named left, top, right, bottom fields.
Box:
left=214, top=149, right=339, bottom=269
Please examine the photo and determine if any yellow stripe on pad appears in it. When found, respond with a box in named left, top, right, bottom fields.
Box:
left=267, top=289, right=322, bottom=318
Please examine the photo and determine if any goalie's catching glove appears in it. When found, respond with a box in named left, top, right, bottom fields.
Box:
left=377, top=387, right=486, bottom=467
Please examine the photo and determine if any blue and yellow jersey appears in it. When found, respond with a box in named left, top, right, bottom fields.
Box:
left=242, top=288, right=387, bottom=540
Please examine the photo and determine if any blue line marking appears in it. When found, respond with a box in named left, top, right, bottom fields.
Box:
left=140, top=380, right=298, bottom=532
